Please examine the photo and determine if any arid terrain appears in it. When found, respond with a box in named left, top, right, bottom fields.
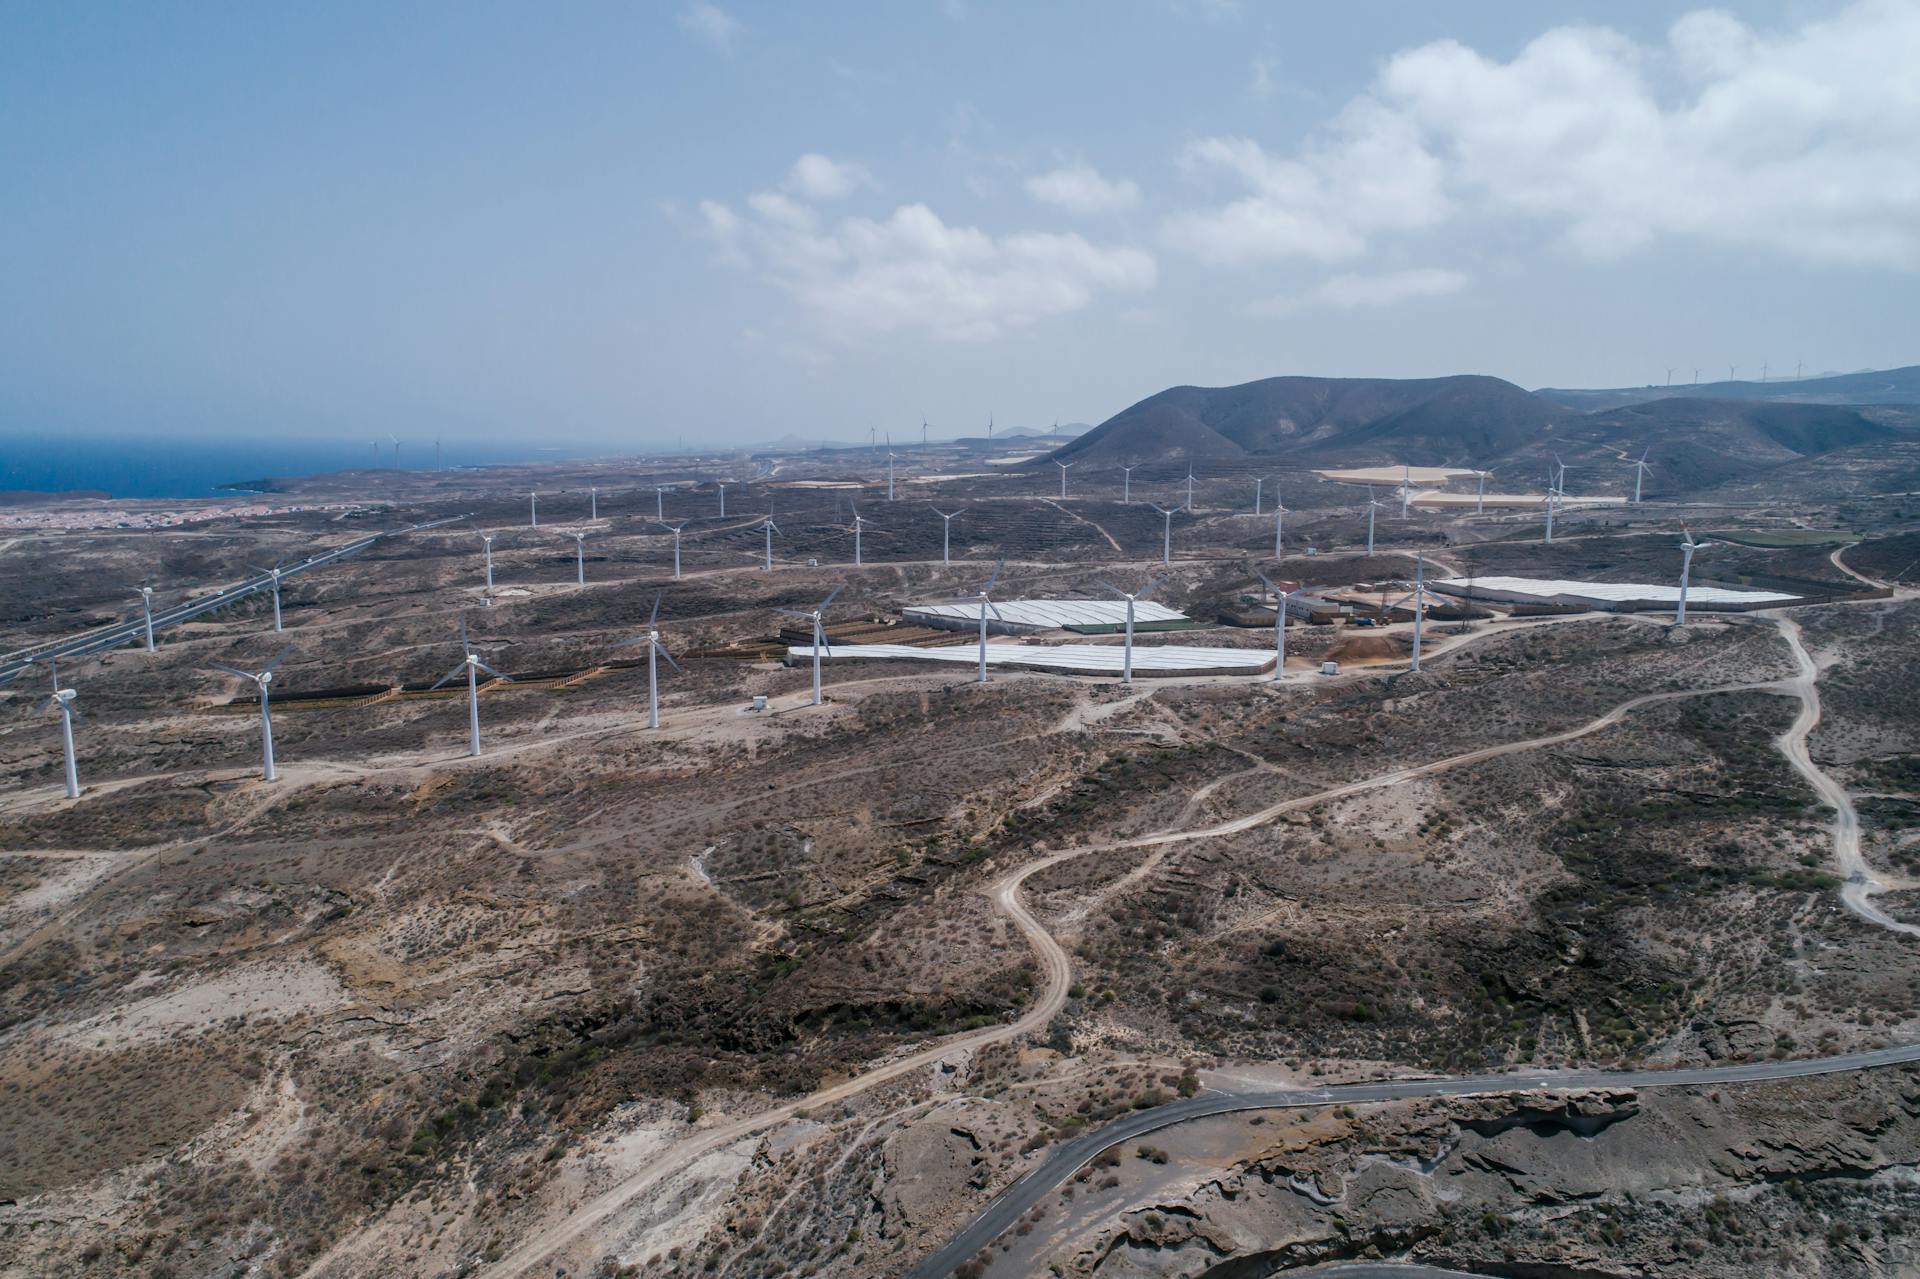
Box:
left=3, top=442, right=1918, bottom=1279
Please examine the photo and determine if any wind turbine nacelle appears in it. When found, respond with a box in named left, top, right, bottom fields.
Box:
left=55, top=688, right=77, bottom=703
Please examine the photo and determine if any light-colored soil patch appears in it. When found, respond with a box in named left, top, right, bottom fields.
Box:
left=47, top=959, right=349, bottom=1049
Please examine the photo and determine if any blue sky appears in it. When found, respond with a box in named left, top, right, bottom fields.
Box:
left=2, top=1, right=1914, bottom=449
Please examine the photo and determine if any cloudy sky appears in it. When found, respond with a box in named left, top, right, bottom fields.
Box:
left=3, top=1, right=1915, bottom=448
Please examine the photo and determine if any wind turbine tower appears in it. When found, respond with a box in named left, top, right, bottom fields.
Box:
left=759, top=514, right=780, bottom=570
left=1120, top=465, right=1134, bottom=505
left=1097, top=574, right=1162, bottom=686
left=208, top=648, right=291, bottom=781
left=590, top=486, right=599, bottom=520
left=1184, top=468, right=1196, bottom=512
left=1257, top=571, right=1315, bottom=684
left=430, top=615, right=511, bottom=757
left=1055, top=459, right=1074, bottom=499
left=850, top=504, right=873, bottom=567
left=932, top=508, right=961, bottom=565
left=662, top=522, right=686, bottom=579
left=1253, top=476, right=1267, bottom=516
left=1272, top=493, right=1286, bottom=562
left=529, top=491, right=539, bottom=527
left=1391, top=555, right=1435, bottom=673
left=777, top=585, right=843, bottom=706
left=1675, top=528, right=1709, bottom=626
left=33, top=661, right=83, bottom=799
left=1365, top=487, right=1384, bottom=556
left=718, top=482, right=727, bottom=517
left=612, top=592, right=682, bottom=729
left=970, top=561, right=1005, bottom=684
left=1631, top=447, right=1653, bottom=503
left=1150, top=503, right=1177, bottom=566
left=479, top=534, right=496, bottom=591
left=885, top=434, right=896, bottom=500
left=570, top=531, right=588, bottom=585
left=251, top=562, right=286, bottom=631
left=133, top=584, right=157, bottom=653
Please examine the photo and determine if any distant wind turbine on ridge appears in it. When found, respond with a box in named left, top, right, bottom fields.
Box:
left=1055, top=459, right=1074, bottom=499
left=1150, top=503, right=1178, bottom=566
left=932, top=507, right=962, bottom=565
left=1630, top=447, right=1653, bottom=503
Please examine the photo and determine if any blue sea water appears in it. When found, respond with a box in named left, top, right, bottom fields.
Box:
left=0, top=432, right=596, bottom=500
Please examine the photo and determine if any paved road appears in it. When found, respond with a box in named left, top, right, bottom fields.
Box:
left=903, top=1042, right=1920, bottom=1278
left=0, top=515, right=467, bottom=678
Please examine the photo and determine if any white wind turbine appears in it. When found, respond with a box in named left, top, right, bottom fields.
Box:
left=1675, top=528, right=1711, bottom=626
left=885, top=434, right=896, bottom=500
left=932, top=508, right=962, bottom=565
left=250, top=561, right=287, bottom=632
left=1095, top=573, right=1162, bottom=686
left=1150, top=503, right=1178, bottom=566
left=529, top=490, right=539, bottom=527
left=1474, top=467, right=1493, bottom=515
left=132, top=582, right=158, bottom=652
left=849, top=503, right=875, bottom=567
left=1543, top=473, right=1562, bottom=544
left=1398, top=464, right=1413, bottom=518
left=1253, top=476, right=1269, bottom=516
left=655, top=486, right=667, bottom=520
left=207, top=647, right=292, bottom=781
left=1120, top=465, right=1134, bottom=505
left=1272, top=492, right=1286, bottom=562
left=389, top=433, right=402, bottom=466
left=660, top=521, right=686, bottom=579
left=758, top=512, right=780, bottom=570
left=968, top=560, right=1006, bottom=684
left=569, top=531, right=588, bottom=585
left=588, top=486, right=599, bottom=520
left=1388, top=554, right=1442, bottom=673
left=16, top=660, right=83, bottom=799
left=1365, top=486, right=1385, bottom=556
left=612, top=591, right=682, bottom=729
left=479, top=533, right=497, bottom=593
left=777, top=584, right=844, bottom=707
left=1055, top=459, right=1074, bottom=498
left=1256, top=570, right=1318, bottom=683
left=429, top=614, right=511, bottom=757
left=1184, top=467, right=1196, bottom=511
left=1630, top=447, right=1653, bottom=503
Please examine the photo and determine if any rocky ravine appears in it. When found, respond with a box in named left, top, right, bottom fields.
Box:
left=954, top=1066, right=1920, bottom=1278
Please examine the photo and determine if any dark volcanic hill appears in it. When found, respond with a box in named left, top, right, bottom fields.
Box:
left=1536, top=363, right=1920, bottom=411
left=1052, top=374, right=1569, bottom=467
left=1568, top=398, right=1899, bottom=493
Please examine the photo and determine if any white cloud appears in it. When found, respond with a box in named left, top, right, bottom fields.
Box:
left=1247, top=267, right=1469, bottom=316
left=678, top=2, right=742, bottom=52
left=1025, top=162, right=1142, bottom=215
left=1168, top=1, right=1920, bottom=270
left=785, top=153, right=873, bottom=201
left=700, top=183, right=1156, bottom=343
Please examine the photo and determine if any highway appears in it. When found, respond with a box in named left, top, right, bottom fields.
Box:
left=903, top=1042, right=1920, bottom=1279
left=0, top=515, right=467, bottom=680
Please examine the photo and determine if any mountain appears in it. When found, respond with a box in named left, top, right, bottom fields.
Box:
left=1535, top=364, right=1920, bottom=411
left=1051, top=374, right=1569, bottom=466
left=1565, top=398, right=1899, bottom=492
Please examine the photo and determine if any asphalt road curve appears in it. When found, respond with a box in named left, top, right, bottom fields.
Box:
left=904, top=1041, right=1920, bottom=1278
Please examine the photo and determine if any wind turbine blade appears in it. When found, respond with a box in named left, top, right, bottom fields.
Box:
left=649, top=590, right=663, bottom=627
left=982, top=558, right=1004, bottom=594
left=206, top=662, right=255, bottom=682
left=658, top=647, right=685, bottom=673
left=819, top=584, right=845, bottom=611
left=1093, top=579, right=1129, bottom=599
left=609, top=635, right=651, bottom=650
left=261, top=646, right=294, bottom=675
left=474, top=661, right=511, bottom=683
left=1139, top=575, right=1164, bottom=601
left=34, top=694, right=56, bottom=715
left=1255, top=570, right=1277, bottom=594
left=429, top=663, right=468, bottom=691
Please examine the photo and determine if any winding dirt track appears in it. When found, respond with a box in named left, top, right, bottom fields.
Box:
left=481, top=624, right=1862, bottom=1277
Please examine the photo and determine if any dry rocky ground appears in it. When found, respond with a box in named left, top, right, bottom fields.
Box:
left=0, top=468, right=1916, bottom=1279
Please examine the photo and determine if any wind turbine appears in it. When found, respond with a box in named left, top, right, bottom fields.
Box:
left=777, top=584, right=844, bottom=706
left=1675, top=528, right=1710, bottom=626
left=1184, top=468, right=1196, bottom=512
left=1729, top=363, right=1737, bottom=381
left=589, top=486, right=599, bottom=520
left=885, top=434, right=896, bottom=500
left=529, top=491, right=539, bottom=527
left=250, top=561, right=287, bottom=631
left=478, top=533, right=496, bottom=592
left=1150, top=503, right=1177, bottom=566
left=1388, top=555, right=1439, bottom=673
left=849, top=503, right=874, bottom=567
left=1055, top=459, right=1074, bottom=499
left=717, top=482, right=727, bottom=517
left=612, top=591, right=682, bottom=729
left=758, top=513, right=780, bottom=570
left=1630, top=447, right=1653, bottom=503
left=922, top=416, right=929, bottom=446
left=569, top=531, right=588, bottom=585
left=389, top=433, right=401, bottom=466
left=25, top=660, right=83, bottom=799
left=932, top=508, right=962, bottom=565
left=1552, top=453, right=1574, bottom=495
left=1253, top=476, right=1269, bottom=516
left=1096, top=573, right=1162, bottom=686
left=1256, top=570, right=1317, bottom=683
left=660, top=521, right=686, bottom=579
left=1365, top=487, right=1384, bottom=556
left=1398, top=464, right=1413, bottom=517
left=1120, top=465, right=1134, bottom=504
left=655, top=486, right=667, bottom=520
left=969, top=560, right=1005, bottom=684
left=132, top=583, right=157, bottom=653
left=986, top=413, right=994, bottom=442
left=207, top=647, right=292, bottom=781
left=1272, top=492, right=1286, bottom=562
left=1543, top=474, right=1562, bottom=544
left=429, top=615, right=511, bottom=757
left=1474, top=468, right=1493, bottom=515
left=1665, top=367, right=1675, bottom=386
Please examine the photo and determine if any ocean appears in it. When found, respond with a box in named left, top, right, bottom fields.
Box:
left=0, top=432, right=597, bottom=500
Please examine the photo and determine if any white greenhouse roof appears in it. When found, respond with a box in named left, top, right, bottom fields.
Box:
left=1433, top=576, right=1799, bottom=605
left=904, top=599, right=1189, bottom=628
left=788, top=642, right=1270, bottom=675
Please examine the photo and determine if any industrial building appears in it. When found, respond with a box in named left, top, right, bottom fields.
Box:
left=1430, top=576, right=1799, bottom=612
left=787, top=641, right=1272, bottom=677
left=902, top=598, right=1193, bottom=636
